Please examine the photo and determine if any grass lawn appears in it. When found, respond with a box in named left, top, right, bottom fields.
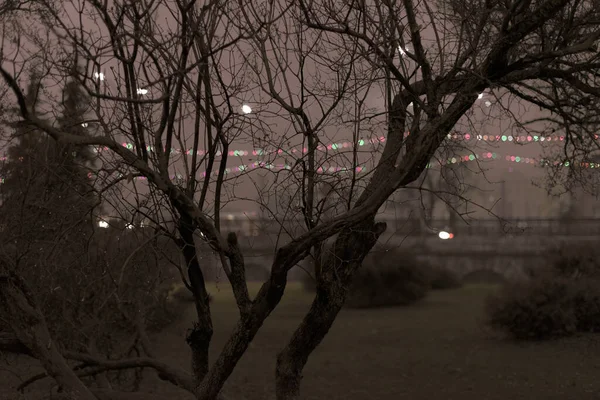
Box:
left=4, top=283, right=600, bottom=399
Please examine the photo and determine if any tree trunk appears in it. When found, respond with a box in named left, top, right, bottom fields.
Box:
left=195, top=266, right=292, bottom=399
left=178, top=214, right=213, bottom=386
left=275, top=219, right=386, bottom=399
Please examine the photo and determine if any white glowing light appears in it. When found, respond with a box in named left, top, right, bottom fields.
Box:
left=137, top=88, right=148, bottom=95
left=94, top=72, right=105, bottom=81
left=241, top=104, right=252, bottom=114
left=398, top=46, right=407, bottom=56
left=438, top=231, right=451, bottom=240
left=81, top=123, right=88, bottom=127
left=478, top=93, right=484, bottom=99
left=484, top=100, right=491, bottom=107
left=126, top=223, right=134, bottom=230
left=98, top=220, right=109, bottom=228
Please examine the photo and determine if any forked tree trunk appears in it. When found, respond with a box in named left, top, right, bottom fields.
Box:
left=275, top=219, right=387, bottom=399
left=178, top=214, right=213, bottom=386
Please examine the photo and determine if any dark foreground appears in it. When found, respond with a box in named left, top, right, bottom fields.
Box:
left=3, top=283, right=600, bottom=399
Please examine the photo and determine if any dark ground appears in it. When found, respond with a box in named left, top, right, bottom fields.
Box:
left=3, top=283, right=600, bottom=399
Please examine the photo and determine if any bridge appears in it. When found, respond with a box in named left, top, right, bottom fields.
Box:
left=228, top=218, right=600, bottom=282
left=385, top=217, right=600, bottom=237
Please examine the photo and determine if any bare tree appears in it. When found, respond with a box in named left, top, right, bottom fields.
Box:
left=2, top=0, right=600, bottom=399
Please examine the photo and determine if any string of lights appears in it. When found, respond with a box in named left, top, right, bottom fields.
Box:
left=88, top=132, right=575, bottom=160
left=0, top=131, right=581, bottom=164
left=67, top=151, right=597, bottom=184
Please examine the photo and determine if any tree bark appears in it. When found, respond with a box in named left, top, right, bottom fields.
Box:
left=275, top=219, right=387, bottom=399
left=177, top=214, right=213, bottom=386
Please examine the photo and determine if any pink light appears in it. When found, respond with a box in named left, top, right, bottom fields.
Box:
left=560, top=136, right=564, bottom=141
left=527, top=136, right=532, bottom=141
left=465, top=134, right=471, bottom=140
left=511, top=156, right=515, bottom=161
left=122, top=142, right=127, bottom=147
left=278, top=149, right=283, bottom=154
left=356, top=167, right=362, bottom=172
left=379, top=136, right=386, bottom=142
left=327, top=144, right=332, bottom=150
left=303, top=147, right=307, bottom=153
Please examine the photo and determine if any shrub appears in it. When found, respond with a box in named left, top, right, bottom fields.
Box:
left=571, top=279, right=600, bottom=333
left=345, top=246, right=431, bottom=308
left=552, top=244, right=600, bottom=279
left=428, top=266, right=462, bottom=290
left=146, top=286, right=182, bottom=332
left=485, top=277, right=578, bottom=340
left=463, top=269, right=507, bottom=285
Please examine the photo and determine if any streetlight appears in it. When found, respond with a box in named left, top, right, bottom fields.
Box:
left=438, top=231, right=454, bottom=240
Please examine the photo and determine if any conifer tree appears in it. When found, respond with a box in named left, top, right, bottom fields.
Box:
left=0, top=65, right=99, bottom=256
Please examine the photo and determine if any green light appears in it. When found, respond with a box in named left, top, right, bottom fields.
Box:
left=564, top=161, right=570, bottom=167
left=515, top=157, right=521, bottom=162
left=492, top=153, right=497, bottom=159
left=359, top=139, right=365, bottom=146
left=469, top=154, right=475, bottom=161
left=332, top=144, right=337, bottom=150
left=501, top=135, right=507, bottom=141
left=534, top=136, right=539, bottom=141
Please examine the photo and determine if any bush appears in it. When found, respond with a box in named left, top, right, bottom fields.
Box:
left=146, top=286, right=182, bottom=332
left=571, top=279, right=600, bottom=333
left=428, top=266, right=462, bottom=290
left=552, top=244, right=600, bottom=279
left=463, top=269, right=507, bottom=285
left=484, top=244, right=600, bottom=340
left=345, top=246, right=431, bottom=308
left=485, top=278, right=578, bottom=340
